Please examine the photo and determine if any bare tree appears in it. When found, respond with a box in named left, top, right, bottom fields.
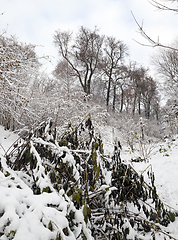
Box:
left=129, top=65, right=147, bottom=116
left=126, top=63, right=159, bottom=119
left=112, top=65, right=129, bottom=112
left=151, top=42, right=178, bottom=96
left=54, top=26, right=104, bottom=95
left=53, top=59, right=78, bottom=99
left=141, top=76, right=158, bottom=119
left=101, top=36, right=128, bottom=110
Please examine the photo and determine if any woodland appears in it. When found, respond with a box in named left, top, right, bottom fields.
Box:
left=0, top=0, right=178, bottom=239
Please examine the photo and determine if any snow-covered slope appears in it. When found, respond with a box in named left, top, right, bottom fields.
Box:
left=100, top=125, right=178, bottom=239
left=0, top=126, right=92, bottom=240
left=0, top=125, right=178, bottom=239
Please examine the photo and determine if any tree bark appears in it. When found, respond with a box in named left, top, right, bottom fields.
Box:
left=112, top=84, right=116, bottom=112
left=106, top=72, right=112, bottom=108
left=120, top=86, right=124, bottom=113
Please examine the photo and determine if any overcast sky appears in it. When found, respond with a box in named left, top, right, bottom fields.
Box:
left=1, top=0, right=178, bottom=74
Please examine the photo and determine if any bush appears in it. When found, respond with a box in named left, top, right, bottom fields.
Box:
left=0, top=117, right=176, bottom=239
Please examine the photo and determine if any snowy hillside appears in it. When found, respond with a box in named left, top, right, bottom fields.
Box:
left=125, top=137, right=178, bottom=238
left=0, top=122, right=178, bottom=240
left=100, top=126, right=178, bottom=239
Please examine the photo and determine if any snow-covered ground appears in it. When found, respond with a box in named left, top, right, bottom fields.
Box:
left=0, top=126, right=93, bottom=240
left=0, top=126, right=19, bottom=155
left=0, top=125, right=178, bottom=239
left=122, top=138, right=178, bottom=238
left=102, top=126, right=178, bottom=239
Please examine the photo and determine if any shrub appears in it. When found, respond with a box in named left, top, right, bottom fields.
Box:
left=0, top=117, right=176, bottom=239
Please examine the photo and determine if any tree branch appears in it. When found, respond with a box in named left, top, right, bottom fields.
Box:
left=131, top=11, right=178, bottom=51
left=149, top=0, right=178, bottom=12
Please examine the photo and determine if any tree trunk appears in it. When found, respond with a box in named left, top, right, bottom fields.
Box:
left=112, top=84, right=116, bottom=112
left=155, top=103, right=159, bottom=122
left=145, top=100, right=151, bottom=119
left=106, top=76, right=111, bottom=108
left=132, top=92, right=137, bottom=115
left=138, top=92, right=141, bottom=115
left=120, top=86, right=124, bottom=113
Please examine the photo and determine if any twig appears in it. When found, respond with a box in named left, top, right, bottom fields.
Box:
left=0, top=143, right=6, bottom=154
left=131, top=11, right=178, bottom=51
left=126, top=212, right=177, bottom=240
left=149, top=0, right=178, bottom=13
left=95, top=228, right=111, bottom=240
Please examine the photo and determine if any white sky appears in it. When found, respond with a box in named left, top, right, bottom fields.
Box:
left=1, top=0, right=178, bottom=74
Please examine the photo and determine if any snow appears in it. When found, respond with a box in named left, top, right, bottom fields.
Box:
left=120, top=136, right=178, bottom=213
left=125, top=137, right=178, bottom=239
left=101, top=126, right=178, bottom=239
left=151, top=147, right=178, bottom=212
left=0, top=125, right=178, bottom=239
left=0, top=126, right=19, bottom=155
left=0, top=127, right=91, bottom=240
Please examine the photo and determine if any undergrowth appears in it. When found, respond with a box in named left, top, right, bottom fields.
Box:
left=0, top=116, right=176, bottom=239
